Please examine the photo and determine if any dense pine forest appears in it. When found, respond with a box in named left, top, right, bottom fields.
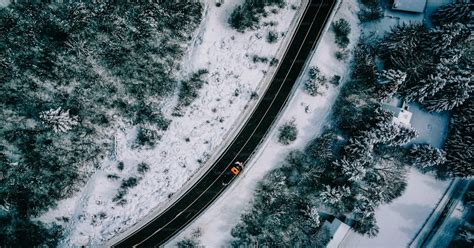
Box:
left=0, top=2, right=203, bottom=246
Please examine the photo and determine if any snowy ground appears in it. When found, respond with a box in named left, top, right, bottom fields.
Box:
left=167, top=1, right=361, bottom=246
left=407, top=103, right=449, bottom=149
left=38, top=0, right=305, bottom=246
left=339, top=169, right=451, bottom=247
left=0, top=0, right=9, bottom=8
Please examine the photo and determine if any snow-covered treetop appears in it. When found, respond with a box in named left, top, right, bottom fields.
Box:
left=39, top=107, right=79, bottom=133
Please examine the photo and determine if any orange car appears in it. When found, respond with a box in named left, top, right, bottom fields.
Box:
left=230, top=161, right=243, bottom=175
left=222, top=161, right=244, bottom=185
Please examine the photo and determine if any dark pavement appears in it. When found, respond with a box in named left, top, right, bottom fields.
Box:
left=113, top=0, right=337, bottom=247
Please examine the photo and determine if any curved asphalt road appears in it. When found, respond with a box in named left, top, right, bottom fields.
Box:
left=113, top=1, right=336, bottom=247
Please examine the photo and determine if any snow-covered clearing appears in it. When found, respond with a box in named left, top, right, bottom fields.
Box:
left=0, top=0, right=9, bottom=8
left=340, top=168, right=451, bottom=247
left=167, top=1, right=361, bottom=246
left=407, top=103, right=449, bottom=149
left=38, top=0, right=305, bottom=246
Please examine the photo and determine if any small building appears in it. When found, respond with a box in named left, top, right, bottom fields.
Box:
left=392, top=0, right=427, bottom=13
left=382, top=98, right=413, bottom=127
left=322, top=216, right=351, bottom=248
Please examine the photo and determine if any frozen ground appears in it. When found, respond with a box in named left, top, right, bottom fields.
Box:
left=0, top=0, right=9, bottom=8
left=339, top=168, right=451, bottom=247
left=406, top=103, right=449, bottom=149
left=38, top=0, right=304, bottom=246
left=167, top=1, right=361, bottom=246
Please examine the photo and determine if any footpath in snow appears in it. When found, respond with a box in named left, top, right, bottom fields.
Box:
left=167, top=1, right=361, bottom=246
left=38, top=0, right=305, bottom=246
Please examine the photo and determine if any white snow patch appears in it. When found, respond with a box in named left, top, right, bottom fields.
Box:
left=339, top=168, right=451, bottom=247
left=406, top=103, right=449, bottom=148
left=0, top=0, right=9, bottom=8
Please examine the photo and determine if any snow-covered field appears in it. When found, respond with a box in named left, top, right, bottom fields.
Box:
left=407, top=103, right=449, bottom=149
left=38, top=0, right=305, bottom=246
left=339, top=169, right=451, bottom=247
left=167, top=1, right=362, bottom=246
left=0, top=0, right=9, bottom=8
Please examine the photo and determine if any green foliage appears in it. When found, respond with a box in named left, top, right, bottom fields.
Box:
left=117, top=161, right=124, bottom=171
left=0, top=211, right=63, bottom=247
left=0, top=1, right=203, bottom=243
left=304, top=66, right=328, bottom=96
left=266, top=30, right=278, bottom=43
left=135, top=126, right=161, bottom=147
left=174, top=69, right=209, bottom=116
left=431, top=2, right=474, bottom=26
left=359, top=0, right=384, bottom=22
left=228, top=0, right=285, bottom=32
left=442, top=97, right=474, bottom=177
left=332, top=18, right=351, bottom=48
left=121, top=177, right=138, bottom=190
left=137, top=162, right=150, bottom=174
left=278, top=120, right=298, bottom=145
left=176, top=238, right=200, bottom=248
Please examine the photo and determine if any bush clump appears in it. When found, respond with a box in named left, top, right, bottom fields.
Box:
left=228, top=0, right=285, bottom=32
left=278, top=120, right=298, bottom=145
left=266, top=30, right=279, bottom=43
left=137, top=162, right=150, bottom=174
left=332, top=18, right=351, bottom=48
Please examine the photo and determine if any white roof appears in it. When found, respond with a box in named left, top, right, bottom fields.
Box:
left=323, top=218, right=351, bottom=248
left=392, top=0, right=427, bottom=13
left=394, top=109, right=413, bottom=126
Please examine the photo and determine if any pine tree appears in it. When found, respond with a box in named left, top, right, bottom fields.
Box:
left=422, top=77, right=472, bottom=112
left=39, top=107, right=79, bottom=133
left=304, top=78, right=319, bottom=96
left=334, top=157, right=367, bottom=182
left=278, top=120, right=298, bottom=145
left=389, top=124, right=418, bottom=145
left=332, top=18, right=351, bottom=48
left=371, top=121, right=400, bottom=144
left=379, top=23, right=426, bottom=59
left=304, top=66, right=327, bottom=96
left=353, top=196, right=376, bottom=220
left=375, top=69, right=407, bottom=100
left=344, top=134, right=375, bottom=161
left=320, top=185, right=351, bottom=206
left=409, top=143, right=446, bottom=170
left=443, top=97, right=474, bottom=177
left=431, top=2, right=474, bottom=26
left=352, top=213, right=380, bottom=238
left=302, top=206, right=321, bottom=228
left=424, top=23, right=469, bottom=55
left=405, top=74, right=447, bottom=102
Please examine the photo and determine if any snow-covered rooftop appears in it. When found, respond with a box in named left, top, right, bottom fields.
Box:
left=383, top=100, right=412, bottom=127
left=323, top=217, right=351, bottom=248
left=392, top=0, right=427, bottom=13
